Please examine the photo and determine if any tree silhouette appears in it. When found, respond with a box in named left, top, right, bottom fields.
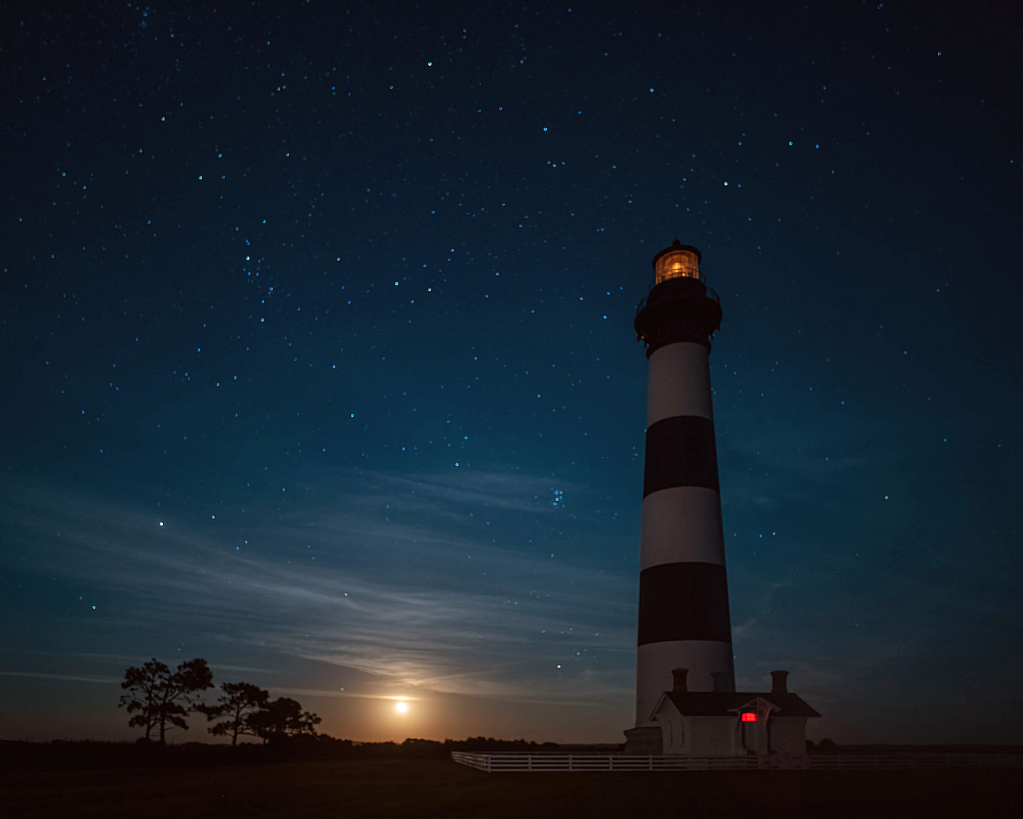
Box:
left=118, top=659, right=165, bottom=741
left=247, top=697, right=321, bottom=744
left=118, top=658, right=214, bottom=744
left=198, top=681, right=269, bottom=746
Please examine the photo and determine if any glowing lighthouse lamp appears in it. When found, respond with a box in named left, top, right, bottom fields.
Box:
left=652, top=243, right=701, bottom=283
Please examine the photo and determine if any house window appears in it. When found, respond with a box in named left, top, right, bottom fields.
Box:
left=741, top=712, right=757, bottom=722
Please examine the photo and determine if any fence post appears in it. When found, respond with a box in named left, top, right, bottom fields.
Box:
left=487, top=755, right=492, bottom=774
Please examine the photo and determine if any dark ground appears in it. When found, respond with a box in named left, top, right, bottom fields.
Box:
left=2, top=757, right=1017, bottom=818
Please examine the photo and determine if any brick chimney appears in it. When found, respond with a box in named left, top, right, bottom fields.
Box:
left=771, top=670, right=789, bottom=695
left=671, top=668, right=688, bottom=692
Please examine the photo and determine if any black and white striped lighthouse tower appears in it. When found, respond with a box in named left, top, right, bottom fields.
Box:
left=630, top=240, right=734, bottom=732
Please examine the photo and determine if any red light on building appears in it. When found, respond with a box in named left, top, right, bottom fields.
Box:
left=741, top=712, right=757, bottom=722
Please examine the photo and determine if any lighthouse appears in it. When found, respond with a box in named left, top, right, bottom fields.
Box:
left=625, top=240, right=735, bottom=750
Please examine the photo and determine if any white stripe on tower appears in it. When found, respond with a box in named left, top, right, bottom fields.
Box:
left=646, top=342, right=714, bottom=425
left=640, top=486, right=724, bottom=569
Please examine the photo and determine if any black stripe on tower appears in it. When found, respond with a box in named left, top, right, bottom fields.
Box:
left=637, top=562, right=732, bottom=645
left=643, top=415, right=719, bottom=496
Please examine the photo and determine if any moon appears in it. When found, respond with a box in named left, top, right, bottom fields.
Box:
left=395, top=701, right=408, bottom=713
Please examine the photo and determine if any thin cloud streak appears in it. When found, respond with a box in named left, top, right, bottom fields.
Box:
left=2, top=472, right=636, bottom=702
left=0, top=671, right=119, bottom=685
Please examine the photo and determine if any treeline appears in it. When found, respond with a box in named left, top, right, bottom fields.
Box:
left=399, top=737, right=559, bottom=756
left=118, top=658, right=319, bottom=746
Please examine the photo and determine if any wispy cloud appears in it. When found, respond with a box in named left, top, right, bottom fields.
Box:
left=2, top=471, right=635, bottom=704
left=0, top=671, right=119, bottom=685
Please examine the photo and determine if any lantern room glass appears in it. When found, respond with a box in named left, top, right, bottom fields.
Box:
left=654, top=248, right=700, bottom=284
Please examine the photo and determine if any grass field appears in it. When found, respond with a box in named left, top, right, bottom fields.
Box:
left=2, top=758, right=1017, bottom=818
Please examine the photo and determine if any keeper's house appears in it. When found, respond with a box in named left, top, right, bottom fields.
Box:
left=645, top=669, right=819, bottom=765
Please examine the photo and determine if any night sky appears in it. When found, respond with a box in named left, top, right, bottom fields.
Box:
left=2, top=1, right=1021, bottom=745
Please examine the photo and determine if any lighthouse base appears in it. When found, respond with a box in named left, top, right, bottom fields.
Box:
left=623, top=726, right=663, bottom=755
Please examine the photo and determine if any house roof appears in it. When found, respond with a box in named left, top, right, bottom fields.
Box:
left=659, top=691, right=821, bottom=718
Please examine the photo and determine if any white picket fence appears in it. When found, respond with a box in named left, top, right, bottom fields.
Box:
left=451, top=751, right=1023, bottom=773
left=452, top=753, right=761, bottom=772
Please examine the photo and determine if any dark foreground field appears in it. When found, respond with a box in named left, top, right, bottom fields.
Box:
left=2, top=758, right=1017, bottom=818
